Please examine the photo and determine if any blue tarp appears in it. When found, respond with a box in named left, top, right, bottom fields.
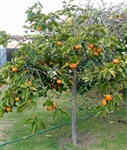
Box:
left=0, top=49, right=7, bottom=67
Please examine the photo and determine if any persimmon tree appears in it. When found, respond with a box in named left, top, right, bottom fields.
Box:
left=0, top=0, right=127, bottom=145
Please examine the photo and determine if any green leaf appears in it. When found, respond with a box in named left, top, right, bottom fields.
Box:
left=9, top=97, right=14, bottom=105
left=31, top=95, right=38, bottom=100
left=31, top=101, right=37, bottom=107
left=0, top=107, right=4, bottom=118
left=5, top=90, right=9, bottom=97
left=43, top=100, right=53, bottom=107
left=19, top=84, right=27, bottom=88
left=82, top=77, right=90, bottom=82
left=2, top=70, right=8, bottom=79
left=103, top=28, right=109, bottom=34
left=96, top=106, right=103, bottom=111
left=39, top=121, right=46, bottom=129
left=95, top=110, right=102, bottom=117
left=105, top=72, right=111, bottom=80
left=75, top=18, right=83, bottom=24
left=117, top=67, right=123, bottom=73
left=1, top=81, right=8, bottom=84
left=31, top=121, right=38, bottom=133
left=17, top=60, right=25, bottom=65
left=118, top=94, right=124, bottom=102
left=69, top=0, right=74, bottom=2
left=102, top=108, right=107, bottom=117
left=25, top=118, right=33, bottom=124
left=3, top=41, right=8, bottom=48
left=22, top=88, right=29, bottom=101
left=30, top=86, right=37, bottom=91
left=61, top=63, right=69, bottom=69
left=53, top=110, right=58, bottom=120
left=17, top=102, right=27, bottom=112
left=58, top=108, right=68, bottom=115
left=105, top=37, right=111, bottom=47
left=62, top=1, right=66, bottom=4
left=99, top=37, right=105, bottom=44
left=105, top=106, right=109, bottom=114
left=56, top=69, right=62, bottom=75
left=109, top=69, right=116, bottom=77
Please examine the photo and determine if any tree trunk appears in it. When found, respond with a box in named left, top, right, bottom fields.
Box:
left=71, top=69, right=78, bottom=145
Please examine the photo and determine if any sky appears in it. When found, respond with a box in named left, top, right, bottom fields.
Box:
left=0, top=0, right=126, bottom=35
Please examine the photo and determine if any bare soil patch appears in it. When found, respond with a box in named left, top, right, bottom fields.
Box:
left=0, top=119, right=15, bottom=143
left=59, top=132, right=99, bottom=149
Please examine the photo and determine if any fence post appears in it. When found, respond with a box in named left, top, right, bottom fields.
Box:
left=0, top=48, right=7, bottom=67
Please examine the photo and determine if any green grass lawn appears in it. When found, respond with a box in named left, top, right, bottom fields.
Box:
left=0, top=89, right=127, bottom=150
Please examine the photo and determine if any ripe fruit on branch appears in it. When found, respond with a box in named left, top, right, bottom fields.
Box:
left=27, top=99, right=31, bottom=103
left=14, top=97, right=20, bottom=102
left=0, top=83, right=3, bottom=87
left=51, top=83, right=58, bottom=89
left=47, top=101, right=57, bottom=111
left=94, top=52, right=99, bottom=56
left=12, top=67, right=18, bottom=72
left=70, top=63, right=77, bottom=70
left=47, top=106, right=54, bottom=111
left=106, top=95, right=113, bottom=101
left=53, top=101, right=57, bottom=108
left=49, top=61, right=54, bottom=66
left=76, top=61, right=80, bottom=66
left=96, top=48, right=102, bottom=53
left=6, top=107, right=12, bottom=112
left=37, top=27, right=42, bottom=31
left=57, top=41, right=62, bottom=46
left=73, top=45, right=81, bottom=50
left=92, top=47, right=97, bottom=51
left=24, top=70, right=29, bottom=73
left=102, top=100, right=107, bottom=106
left=113, top=59, right=120, bottom=64
left=57, top=79, right=62, bottom=84
left=88, top=44, right=94, bottom=49
left=28, top=81, right=32, bottom=86
left=33, top=114, right=37, bottom=118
